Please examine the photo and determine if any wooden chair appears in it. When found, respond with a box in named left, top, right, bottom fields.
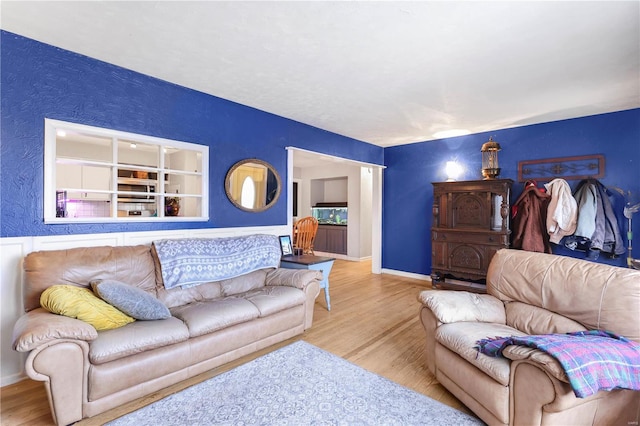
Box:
left=293, top=216, right=319, bottom=255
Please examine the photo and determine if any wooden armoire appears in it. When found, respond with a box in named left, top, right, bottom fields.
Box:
left=431, top=179, right=513, bottom=292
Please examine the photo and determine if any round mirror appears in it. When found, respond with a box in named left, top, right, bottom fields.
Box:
left=225, top=159, right=282, bottom=212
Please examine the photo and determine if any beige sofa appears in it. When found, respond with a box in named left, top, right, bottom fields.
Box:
left=12, top=240, right=321, bottom=426
left=419, top=248, right=640, bottom=426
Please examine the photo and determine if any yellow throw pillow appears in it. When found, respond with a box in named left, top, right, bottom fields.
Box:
left=40, top=285, right=135, bottom=331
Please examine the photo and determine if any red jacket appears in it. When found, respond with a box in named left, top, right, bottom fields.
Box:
left=512, top=183, right=552, bottom=253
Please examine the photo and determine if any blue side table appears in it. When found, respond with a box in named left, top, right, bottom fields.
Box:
left=280, top=255, right=335, bottom=311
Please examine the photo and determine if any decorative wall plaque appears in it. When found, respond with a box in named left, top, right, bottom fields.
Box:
left=518, top=154, right=605, bottom=182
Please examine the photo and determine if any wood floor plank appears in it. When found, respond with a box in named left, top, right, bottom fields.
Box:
left=0, top=259, right=475, bottom=425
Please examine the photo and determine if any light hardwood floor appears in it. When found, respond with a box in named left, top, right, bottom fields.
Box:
left=1, top=259, right=476, bottom=425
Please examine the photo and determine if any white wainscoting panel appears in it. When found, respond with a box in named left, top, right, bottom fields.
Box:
left=1, top=238, right=30, bottom=386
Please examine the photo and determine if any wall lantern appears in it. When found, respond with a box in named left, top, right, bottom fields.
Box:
left=481, top=137, right=501, bottom=179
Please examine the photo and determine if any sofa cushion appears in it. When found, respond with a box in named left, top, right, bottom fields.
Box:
left=89, top=317, right=189, bottom=364
left=505, top=301, right=587, bottom=335
left=91, top=279, right=171, bottom=320
left=419, top=290, right=506, bottom=324
left=40, top=285, right=135, bottom=331
left=170, top=298, right=260, bottom=338
left=243, top=286, right=306, bottom=316
left=220, top=269, right=268, bottom=296
left=436, top=322, right=526, bottom=386
left=156, top=281, right=223, bottom=309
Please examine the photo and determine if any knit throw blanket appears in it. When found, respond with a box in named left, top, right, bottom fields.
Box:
left=153, top=234, right=281, bottom=290
left=476, top=330, right=640, bottom=398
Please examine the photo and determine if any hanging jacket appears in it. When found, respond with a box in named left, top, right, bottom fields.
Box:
left=573, top=179, right=625, bottom=256
left=573, top=182, right=597, bottom=238
left=544, top=178, right=578, bottom=244
left=512, top=182, right=552, bottom=253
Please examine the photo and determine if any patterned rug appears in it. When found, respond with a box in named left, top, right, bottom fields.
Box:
left=106, top=341, right=483, bottom=425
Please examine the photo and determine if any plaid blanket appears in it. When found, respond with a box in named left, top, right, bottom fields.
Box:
left=476, top=330, right=640, bottom=398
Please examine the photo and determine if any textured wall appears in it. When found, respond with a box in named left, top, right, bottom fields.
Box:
left=383, top=109, right=640, bottom=273
left=4, top=31, right=638, bottom=274
left=0, top=31, right=383, bottom=238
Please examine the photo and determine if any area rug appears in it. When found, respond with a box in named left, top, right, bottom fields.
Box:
left=106, top=341, right=483, bottom=425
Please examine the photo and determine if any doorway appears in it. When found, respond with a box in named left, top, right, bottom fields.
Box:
left=286, top=148, right=383, bottom=274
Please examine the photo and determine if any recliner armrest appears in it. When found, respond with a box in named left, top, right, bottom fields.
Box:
left=12, top=307, right=98, bottom=352
left=502, top=345, right=569, bottom=383
left=418, top=290, right=506, bottom=324
left=265, top=268, right=322, bottom=290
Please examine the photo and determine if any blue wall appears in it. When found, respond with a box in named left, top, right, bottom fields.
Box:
left=0, top=31, right=383, bottom=238
left=383, top=109, right=640, bottom=272
left=3, top=32, right=638, bottom=274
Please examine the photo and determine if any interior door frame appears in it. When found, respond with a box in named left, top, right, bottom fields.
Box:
left=286, top=147, right=383, bottom=274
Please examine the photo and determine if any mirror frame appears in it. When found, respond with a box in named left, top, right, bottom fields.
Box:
left=225, top=158, right=282, bottom=212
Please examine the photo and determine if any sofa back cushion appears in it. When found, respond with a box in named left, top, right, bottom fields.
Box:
left=220, top=269, right=268, bottom=296
left=504, top=302, right=588, bottom=335
left=156, top=281, right=223, bottom=309
left=151, top=243, right=268, bottom=308
left=23, top=245, right=157, bottom=312
left=487, top=249, right=640, bottom=342
left=154, top=270, right=268, bottom=309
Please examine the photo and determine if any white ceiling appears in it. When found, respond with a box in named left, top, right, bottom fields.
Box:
left=2, top=1, right=639, bottom=149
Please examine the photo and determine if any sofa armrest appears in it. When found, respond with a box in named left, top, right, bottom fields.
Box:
left=13, top=307, right=98, bottom=352
left=418, top=290, right=506, bottom=324
left=510, top=355, right=640, bottom=425
left=266, top=268, right=321, bottom=330
left=502, top=345, right=569, bottom=383
left=265, top=268, right=322, bottom=290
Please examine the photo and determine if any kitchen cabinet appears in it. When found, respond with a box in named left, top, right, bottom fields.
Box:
left=314, top=225, right=347, bottom=255
left=431, top=179, right=513, bottom=293
left=57, top=164, right=82, bottom=199
left=82, top=166, right=111, bottom=200
left=57, top=164, right=111, bottom=200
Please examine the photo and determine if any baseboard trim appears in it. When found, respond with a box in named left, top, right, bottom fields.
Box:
left=381, top=268, right=431, bottom=281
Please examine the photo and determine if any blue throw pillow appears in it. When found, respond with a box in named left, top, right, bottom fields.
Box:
left=91, top=280, right=171, bottom=320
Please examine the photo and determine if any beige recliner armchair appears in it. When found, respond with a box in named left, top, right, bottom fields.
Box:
left=419, top=249, right=640, bottom=426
